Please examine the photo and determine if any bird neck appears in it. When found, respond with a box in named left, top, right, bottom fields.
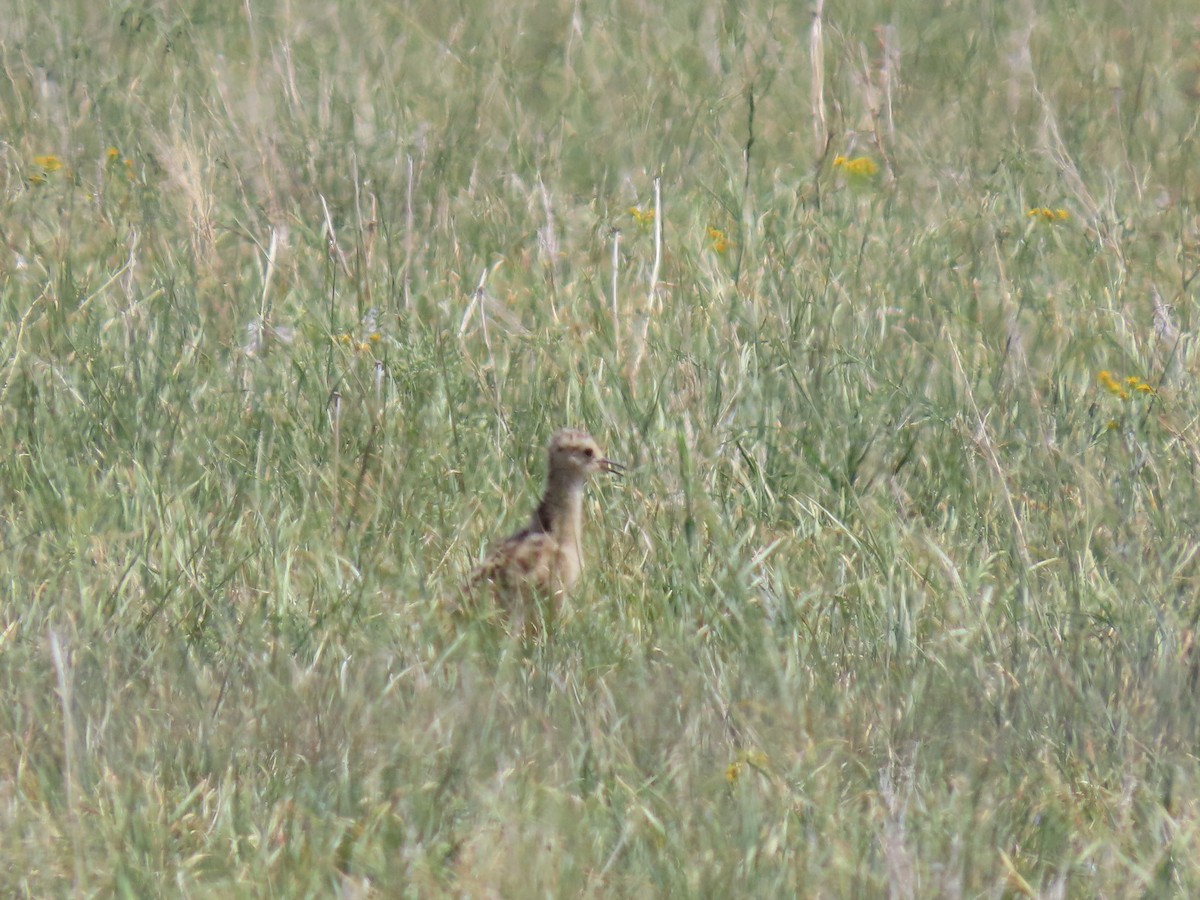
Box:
left=534, top=472, right=585, bottom=551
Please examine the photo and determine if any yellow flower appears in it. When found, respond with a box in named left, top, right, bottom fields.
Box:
left=1097, top=370, right=1128, bottom=399
left=1028, top=207, right=1069, bottom=222
left=833, top=155, right=878, bottom=178
left=1098, top=370, right=1156, bottom=400
left=1125, top=375, right=1154, bottom=395
left=33, top=155, right=62, bottom=171
left=106, top=147, right=120, bottom=161
left=726, top=749, right=768, bottom=784
left=628, top=206, right=655, bottom=228
left=706, top=226, right=733, bottom=254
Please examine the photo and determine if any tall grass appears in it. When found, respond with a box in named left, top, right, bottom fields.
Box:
left=2, top=0, right=1200, bottom=894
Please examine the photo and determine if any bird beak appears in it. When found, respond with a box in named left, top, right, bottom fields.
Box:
left=599, top=458, right=625, bottom=476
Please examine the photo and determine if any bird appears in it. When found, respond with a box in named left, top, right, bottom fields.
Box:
left=463, top=428, right=624, bottom=634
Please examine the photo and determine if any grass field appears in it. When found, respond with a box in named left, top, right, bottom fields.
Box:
left=3, top=0, right=1200, bottom=894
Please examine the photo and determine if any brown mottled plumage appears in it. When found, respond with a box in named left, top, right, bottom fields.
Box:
left=464, top=428, right=623, bottom=633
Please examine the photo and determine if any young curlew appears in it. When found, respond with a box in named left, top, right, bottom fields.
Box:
left=464, top=428, right=623, bottom=632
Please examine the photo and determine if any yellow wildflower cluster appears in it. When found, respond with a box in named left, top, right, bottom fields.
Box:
left=1097, top=370, right=1154, bottom=400
left=335, top=331, right=382, bottom=354
left=335, top=307, right=384, bottom=354
left=706, top=226, right=733, bottom=254
left=1028, top=207, right=1069, bottom=222
left=30, top=148, right=135, bottom=187
left=833, top=155, right=878, bottom=178
left=725, top=749, right=769, bottom=784
left=627, top=206, right=655, bottom=228
left=107, top=147, right=136, bottom=180
left=28, top=154, right=63, bottom=185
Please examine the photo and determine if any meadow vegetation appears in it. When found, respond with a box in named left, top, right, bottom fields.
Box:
left=3, top=0, right=1200, bottom=894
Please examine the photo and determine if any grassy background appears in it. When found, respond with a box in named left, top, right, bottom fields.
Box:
left=3, top=0, right=1200, bottom=894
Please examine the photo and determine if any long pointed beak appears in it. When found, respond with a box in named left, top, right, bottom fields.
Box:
left=600, top=458, right=625, bottom=476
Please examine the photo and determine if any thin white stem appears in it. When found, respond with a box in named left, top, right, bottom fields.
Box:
left=330, top=390, right=341, bottom=519
left=404, top=154, right=415, bottom=310
left=320, top=193, right=353, bottom=279
left=0, top=285, right=49, bottom=407
left=810, top=0, right=827, bottom=154
left=474, top=266, right=493, bottom=372
left=649, top=175, right=662, bottom=312
left=258, top=227, right=278, bottom=335
left=49, top=628, right=83, bottom=890
left=610, top=228, right=621, bottom=354
left=630, top=176, right=662, bottom=380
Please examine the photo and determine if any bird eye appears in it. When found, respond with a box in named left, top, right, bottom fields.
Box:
left=583, top=447, right=595, bottom=458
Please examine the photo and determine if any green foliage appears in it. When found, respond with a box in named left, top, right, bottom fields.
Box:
left=2, top=0, right=1200, bottom=894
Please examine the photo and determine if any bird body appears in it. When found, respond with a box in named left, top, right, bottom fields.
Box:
left=465, top=428, right=622, bottom=632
